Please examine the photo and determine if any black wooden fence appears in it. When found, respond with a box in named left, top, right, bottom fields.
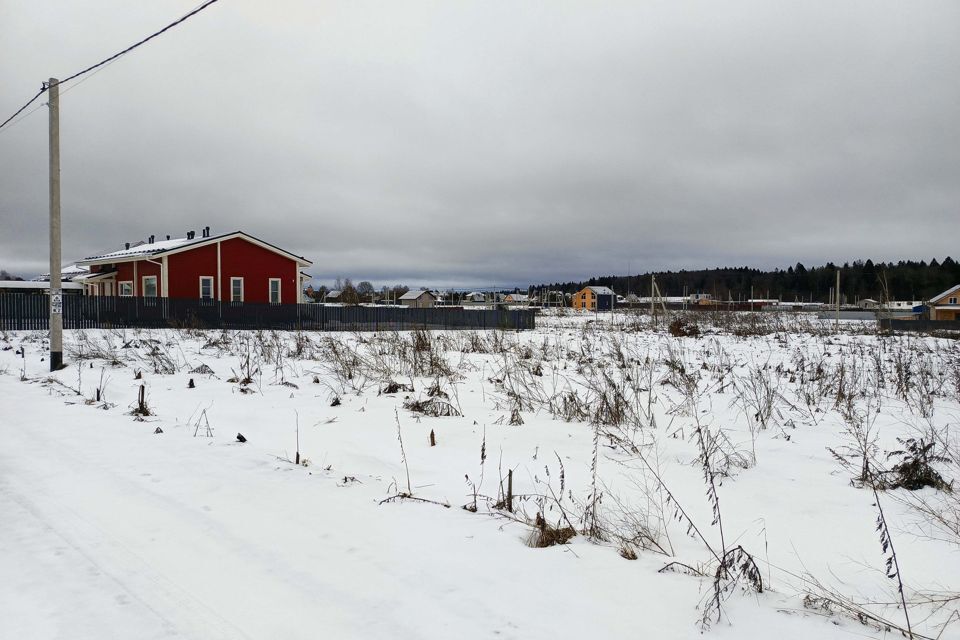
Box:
left=0, top=295, right=536, bottom=332
left=880, top=318, right=960, bottom=332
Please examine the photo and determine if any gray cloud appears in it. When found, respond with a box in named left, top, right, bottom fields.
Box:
left=2, top=0, right=958, bottom=287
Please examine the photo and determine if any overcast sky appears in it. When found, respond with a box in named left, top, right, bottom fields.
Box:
left=1, top=1, right=958, bottom=288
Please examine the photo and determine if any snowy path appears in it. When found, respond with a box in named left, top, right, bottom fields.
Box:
left=0, top=368, right=881, bottom=639
left=0, top=377, right=642, bottom=639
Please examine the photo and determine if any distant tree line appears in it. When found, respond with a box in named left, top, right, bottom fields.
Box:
left=537, top=258, right=960, bottom=303
left=304, top=277, right=410, bottom=304
left=1, top=269, right=24, bottom=281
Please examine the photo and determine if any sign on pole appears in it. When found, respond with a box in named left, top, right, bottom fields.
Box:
left=50, top=288, right=63, bottom=315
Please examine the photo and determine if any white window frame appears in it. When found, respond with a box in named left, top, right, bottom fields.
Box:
left=950, top=297, right=958, bottom=305
left=142, top=275, right=158, bottom=298
left=268, top=278, right=282, bottom=304
left=119, top=281, right=133, bottom=297
left=199, top=276, right=214, bottom=301
left=230, top=277, right=244, bottom=303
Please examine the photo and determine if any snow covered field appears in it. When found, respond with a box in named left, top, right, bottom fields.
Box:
left=2, top=312, right=959, bottom=639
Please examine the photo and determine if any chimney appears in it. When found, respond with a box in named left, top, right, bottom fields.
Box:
left=125, top=242, right=130, bottom=250
left=166, top=235, right=170, bottom=241
left=204, top=226, right=210, bottom=238
left=148, top=235, right=155, bottom=244
left=187, top=230, right=195, bottom=240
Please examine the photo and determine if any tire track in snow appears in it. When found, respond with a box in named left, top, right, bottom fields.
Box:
left=0, top=439, right=254, bottom=640
left=0, top=381, right=420, bottom=640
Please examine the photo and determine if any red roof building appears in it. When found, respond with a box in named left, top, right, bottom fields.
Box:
left=75, top=229, right=312, bottom=304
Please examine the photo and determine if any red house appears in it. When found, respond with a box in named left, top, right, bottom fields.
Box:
left=75, top=229, right=312, bottom=304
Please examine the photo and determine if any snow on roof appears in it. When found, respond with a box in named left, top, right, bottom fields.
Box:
left=399, top=290, right=434, bottom=300
left=73, top=269, right=117, bottom=283
left=32, top=264, right=90, bottom=282
left=82, top=237, right=198, bottom=262
left=78, top=231, right=312, bottom=266
left=586, top=286, right=615, bottom=295
left=930, top=284, right=960, bottom=304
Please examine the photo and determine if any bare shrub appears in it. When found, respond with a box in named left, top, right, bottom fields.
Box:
left=527, top=512, right=576, bottom=548
left=669, top=316, right=700, bottom=338
left=403, top=397, right=462, bottom=417
left=885, top=437, right=952, bottom=492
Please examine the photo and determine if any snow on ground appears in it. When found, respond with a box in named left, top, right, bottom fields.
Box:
left=1, top=312, right=958, bottom=639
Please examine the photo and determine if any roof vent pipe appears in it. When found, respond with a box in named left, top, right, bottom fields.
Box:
left=166, top=235, right=170, bottom=241
left=148, top=235, right=155, bottom=244
left=125, top=242, right=130, bottom=250
left=204, top=226, right=210, bottom=238
left=187, top=231, right=195, bottom=240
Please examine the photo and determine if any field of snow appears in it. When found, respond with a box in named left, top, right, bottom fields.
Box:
left=1, top=311, right=959, bottom=639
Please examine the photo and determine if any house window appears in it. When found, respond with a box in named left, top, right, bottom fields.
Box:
left=142, top=276, right=158, bottom=298
left=269, top=278, right=281, bottom=304
left=119, top=281, right=133, bottom=297
left=231, top=277, right=244, bottom=302
left=950, top=297, right=958, bottom=305
left=199, top=276, right=214, bottom=301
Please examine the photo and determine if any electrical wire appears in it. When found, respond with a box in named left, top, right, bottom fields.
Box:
left=0, top=0, right=220, bottom=132
left=0, top=59, right=122, bottom=133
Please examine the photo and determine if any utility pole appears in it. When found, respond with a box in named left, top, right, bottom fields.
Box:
left=650, top=274, right=655, bottom=323
left=48, top=78, right=63, bottom=371
left=835, top=268, right=840, bottom=331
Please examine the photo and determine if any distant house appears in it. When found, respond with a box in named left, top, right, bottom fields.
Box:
left=399, top=290, right=436, bottom=308
left=75, top=229, right=312, bottom=303
left=463, top=291, right=486, bottom=303
left=33, top=263, right=90, bottom=283
left=0, top=281, right=84, bottom=295
left=324, top=290, right=343, bottom=303
left=929, top=285, right=960, bottom=321
left=857, top=298, right=880, bottom=310
left=572, top=286, right=615, bottom=311
left=504, top=293, right=529, bottom=304
left=21, top=263, right=90, bottom=295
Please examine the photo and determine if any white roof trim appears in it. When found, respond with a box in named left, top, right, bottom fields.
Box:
left=77, top=231, right=312, bottom=267
left=929, top=284, right=960, bottom=304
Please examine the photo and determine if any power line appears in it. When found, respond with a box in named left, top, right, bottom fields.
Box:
left=0, top=60, right=120, bottom=133
left=0, top=0, right=221, bottom=132
left=0, top=88, right=46, bottom=131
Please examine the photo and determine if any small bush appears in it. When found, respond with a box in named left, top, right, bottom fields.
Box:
left=403, top=397, right=461, bottom=417
left=381, top=381, right=415, bottom=395
left=669, top=317, right=700, bottom=338
left=527, top=513, right=576, bottom=548
left=886, top=438, right=952, bottom=491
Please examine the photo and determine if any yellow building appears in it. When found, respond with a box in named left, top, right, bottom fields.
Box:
left=572, top=286, right=615, bottom=311
left=929, top=285, right=960, bottom=321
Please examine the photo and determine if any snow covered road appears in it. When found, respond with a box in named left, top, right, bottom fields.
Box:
left=3, top=324, right=951, bottom=639
left=1, top=374, right=704, bottom=640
